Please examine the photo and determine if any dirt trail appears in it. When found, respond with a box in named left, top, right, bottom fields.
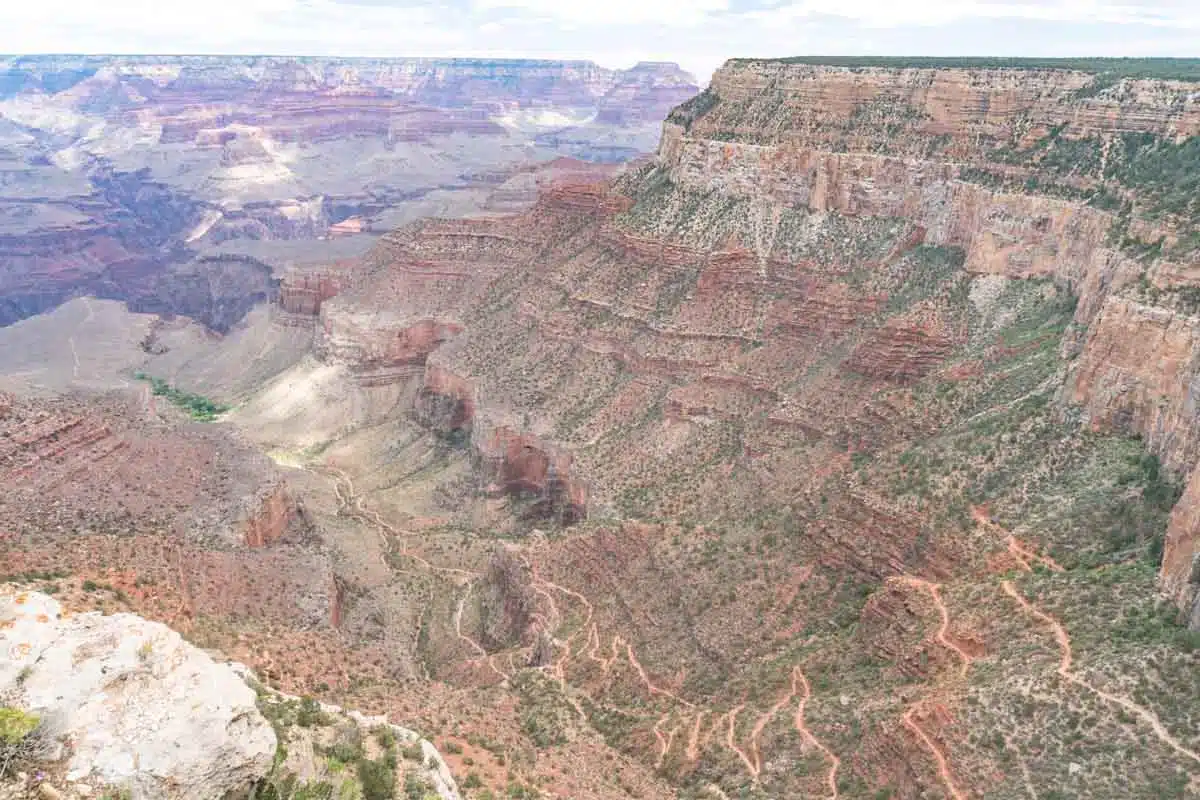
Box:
left=525, top=562, right=784, bottom=780
left=315, top=465, right=389, bottom=569
left=455, top=581, right=509, bottom=683
left=892, top=576, right=974, bottom=678
left=319, top=462, right=476, bottom=581
left=686, top=710, right=709, bottom=762
left=743, top=670, right=803, bottom=777
left=889, top=575, right=973, bottom=798
left=903, top=705, right=967, bottom=800
left=68, top=337, right=80, bottom=379
left=653, top=714, right=681, bottom=768
left=509, top=555, right=830, bottom=784
left=521, top=557, right=593, bottom=681
left=792, top=667, right=841, bottom=799
left=625, top=641, right=696, bottom=709
left=1001, top=580, right=1200, bottom=766
left=971, top=507, right=1064, bottom=573
left=724, top=705, right=758, bottom=777
left=309, top=460, right=504, bottom=685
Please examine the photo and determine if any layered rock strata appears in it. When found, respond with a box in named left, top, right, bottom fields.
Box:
left=341, top=59, right=1200, bottom=623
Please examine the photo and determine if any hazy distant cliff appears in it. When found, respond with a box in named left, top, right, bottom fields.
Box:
left=0, top=55, right=696, bottom=330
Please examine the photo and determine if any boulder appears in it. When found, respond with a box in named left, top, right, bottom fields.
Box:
left=0, top=588, right=275, bottom=800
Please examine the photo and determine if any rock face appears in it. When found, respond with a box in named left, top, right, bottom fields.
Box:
left=0, top=588, right=276, bottom=799
left=329, top=58, right=1200, bottom=624
left=0, top=55, right=697, bottom=331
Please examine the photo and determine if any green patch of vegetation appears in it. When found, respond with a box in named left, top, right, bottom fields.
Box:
left=886, top=245, right=966, bottom=312
left=400, top=739, right=425, bottom=763
left=512, top=669, right=572, bottom=749
left=133, top=372, right=230, bottom=421
left=357, top=757, right=395, bottom=800
left=252, top=775, right=337, bottom=800
left=372, top=725, right=396, bottom=751
left=666, top=87, right=719, bottom=130
left=296, top=696, right=330, bottom=728
left=0, top=569, right=67, bottom=584
left=0, top=708, right=39, bottom=745
left=727, top=56, right=1200, bottom=81
left=504, top=782, right=541, bottom=800
left=1106, top=132, right=1200, bottom=223
left=0, top=707, right=42, bottom=778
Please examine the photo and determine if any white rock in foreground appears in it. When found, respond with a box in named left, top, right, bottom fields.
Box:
left=0, top=588, right=275, bottom=800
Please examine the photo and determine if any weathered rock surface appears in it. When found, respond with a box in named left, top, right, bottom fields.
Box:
left=0, top=588, right=276, bottom=799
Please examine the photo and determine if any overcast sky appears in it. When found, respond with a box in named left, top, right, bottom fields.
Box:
left=2, top=0, right=1198, bottom=83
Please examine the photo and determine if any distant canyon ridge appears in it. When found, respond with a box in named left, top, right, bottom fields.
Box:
left=0, top=55, right=697, bottom=329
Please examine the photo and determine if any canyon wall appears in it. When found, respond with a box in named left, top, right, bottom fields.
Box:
left=0, top=56, right=696, bottom=331
left=336, top=60, right=1200, bottom=624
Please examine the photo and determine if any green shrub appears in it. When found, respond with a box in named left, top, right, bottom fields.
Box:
left=372, top=725, right=396, bottom=751
left=133, top=373, right=231, bottom=421
left=0, top=707, right=43, bottom=778
left=358, top=758, right=395, bottom=800
left=0, top=708, right=39, bottom=744
left=296, top=697, right=327, bottom=728
left=403, top=775, right=430, bottom=800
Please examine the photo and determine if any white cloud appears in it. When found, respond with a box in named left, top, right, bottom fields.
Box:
left=470, top=0, right=729, bottom=27
left=0, top=0, right=1195, bottom=86
left=755, top=0, right=1200, bottom=29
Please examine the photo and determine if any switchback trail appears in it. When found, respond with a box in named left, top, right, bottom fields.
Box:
left=316, top=462, right=476, bottom=581
left=525, top=557, right=788, bottom=780
left=653, top=714, right=680, bottom=768
left=890, top=575, right=972, bottom=798
left=1001, top=580, right=1200, bottom=766
left=971, top=507, right=1064, bottom=573
left=455, top=580, right=509, bottom=683
left=724, top=705, right=757, bottom=777
left=892, top=576, right=974, bottom=678
left=902, top=704, right=967, bottom=800
left=792, top=667, right=841, bottom=799
left=529, top=562, right=848, bottom=787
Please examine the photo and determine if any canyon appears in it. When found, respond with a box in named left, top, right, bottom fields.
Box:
left=2, top=56, right=1200, bottom=800
left=0, top=55, right=696, bottom=328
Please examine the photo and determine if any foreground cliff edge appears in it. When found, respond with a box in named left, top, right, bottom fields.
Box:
left=0, top=588, right=461, bottom=800
left=2, top=56, right=1200, bottom=800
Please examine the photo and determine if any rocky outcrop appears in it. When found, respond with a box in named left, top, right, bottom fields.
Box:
left=1067, top=297, right=1200, bottom=470
left=1164, top=474, right=1200, bottom=628
left=482, top=426, right=588, bottom=524
left=277, top=270, right=344, bottom=319
left=241, top=483, right=302, bottom=548
left=475, top=547, right=538, bottom=652
left=654, top=61, right=1200, bottom=625
left=0, top=588, right=276, bottom=799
